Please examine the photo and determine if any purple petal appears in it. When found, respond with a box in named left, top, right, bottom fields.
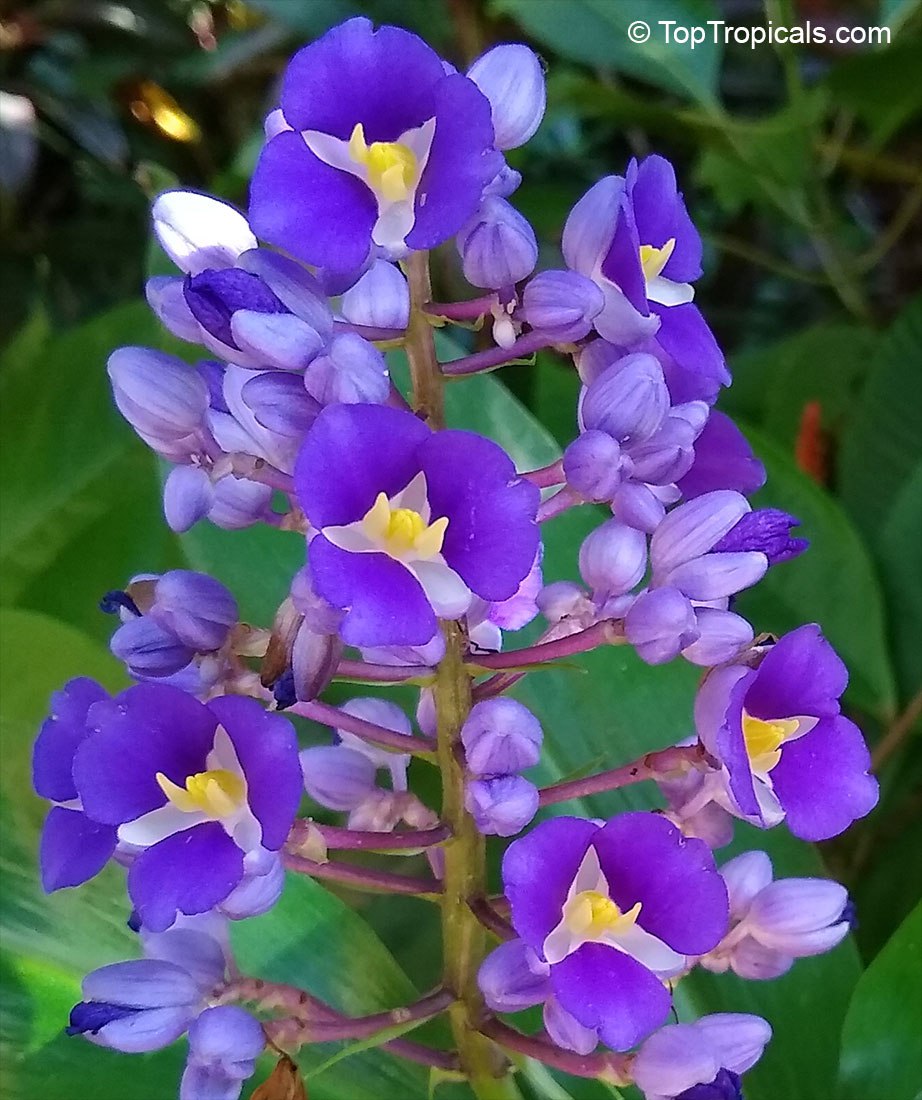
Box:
left=128, top=823, right=245, bottom=932
left=630, top=155, right=702, bottom=282
left=79, top=1005, right=194, bottom=1054
left=83, top=959, right=200, bottom=1009
left=502, top=816, right=598, bottom=950
left=665, top=550, right=768, bottom=602
left=593, top=813, right=728, bottom=953
left=249, top=131, right=376, bottom=273
left=551, top=942, right=671, bottom=1051
left=714, top=508, right=808, bottom=566
left=695, top=665, right=761, bottom=819
left=295, top=403, right=430, bottom=528
left=40, top=807, right=117, bottom=892
left=32, top=677, right=107, bottom=802
left=745, top=624, right=847, bottom=721
left=562, top=177, right=623, bottom=275
left=74, top=684, right=216, bottom=826
left=543, top=997, right=599, bottom=1055
left=309, top=538, right=437, bottom=647
left=651, top=491, right=751, bottom=573
left=478, top=940, right=551, bottom=1012
left=678, top=411, right=766, bottom=499
left=420, top=430, right=540, bottom=602
left=600, top=198, right=646, bottom=314
left=770, top=716, right=878, bottom=841
left=654, top=303, right=730, bottom=391
left=187, top=1005, right=265, bottom=1063
left=205, top=696, right=301, bottom=850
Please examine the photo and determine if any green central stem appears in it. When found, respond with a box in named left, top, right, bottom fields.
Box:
left=406, top=252, right=520, bottom=1099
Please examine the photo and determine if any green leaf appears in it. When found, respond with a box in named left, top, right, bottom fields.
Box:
left=734, top=425, right=897, bottom=721
left=491, top=0, right=723, bottom=105
left=232, top=873, right=430, bottom=1099
left=837, top=903, right=922, bottom=1100
left=824, top=38, right=922, bottom=146
left=0, top=303, right=184, bottom=642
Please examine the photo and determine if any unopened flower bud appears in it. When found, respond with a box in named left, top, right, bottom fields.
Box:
left=303, top=333, right=389, bottom=405
left=611, top=482, right=667, bottom=534
left=465, top=775, right=538, bottom=837
left=625, top=587, right=699, bottom=665
left=207, top=476, right=272, bottom=530
left=183, top=268, right=288, bottom=351
left=467, top=44, right=546, bottom=150
left=478, top=940, right=550, bottom=1012
left=580, top=353, right=669, bottom=445
left=536, top=581, right=588, bottom=623
left=680, top=608, right=752, bottom=667
left=163, top=465, right=213, bottom=533
left=145, top=276, right=201, bottom=344
left=241, top=372, right=321, bottom=437
left=148, top=571, right=238, bottom=652
left=110, top=616, right=195, bottom=679
left=521, top=270, right=604, bottom=342
left=746, top=878, right=850, bottom=955
left=152, top=190, right=256, bottom=275
left=457, top=196, right=537, bottom=289
left=341, top=260, right=410, bottom=330
left=564, top=431, right=623, bottom=502
left=714, top=508, right=808, bottom=566
left=300, top=746, right=377, bottom=811
left=108, top=347, right=208, bottom=446
left=461, top=698, right=543, bottom=776
left=578, top=519, right=647, bottom=597
left=291, top=623, right=342, bottom=703
left=230, top=310, right=326, bottom=372
left=219, top=855, right=284, bottom=920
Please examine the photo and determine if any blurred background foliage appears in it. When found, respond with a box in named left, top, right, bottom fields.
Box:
left=1, top=0, right=921, bottom=1098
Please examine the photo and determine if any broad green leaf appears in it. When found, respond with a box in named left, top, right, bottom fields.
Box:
left=824, top=38, right=922, bottom=146
left=734, top=425, right=896, bottom=721
left=875, top=464, right=922, bottom=699
left=0, top=303, right=184, bottom=641
left=492, top=0, right=723, bottom=105
left=837, top=903, right=922, bottom=1100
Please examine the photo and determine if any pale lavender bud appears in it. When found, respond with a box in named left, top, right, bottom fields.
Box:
left=457, top=196, right=538, bottom=289
left=110, top=616, right=195, bottom=679
left=108, top=347, right=208, bottom=445
left=465, top=775, right=538, bottom=836
left=180, top=1005, right=264, bottom=1100
left=478, top=940, right=550, bottom=1012
left=290, top=564, right=343, bottom=635
left=163, top=466, right=213, bottom=533
left=300, top=746, right=377, bottom=811
left=241, top=372, right=321, bottom=437
left=336, top=697, right=412, bottom=789
left=651, top=491, right=751, bottom=575
left=611, top=482, right=667, bottom=534
left=146, top=276, right=201, bottom=343
left=537, top=580, right=588, bottom=623
left=219, top=855, right=284, bottom=920
left=625, top=587, right=699, bottom=665
left=291, top=623, right=342, bottom=703
left=340, top=260, right=410, bottom=330
left=632, top=1022, right=719, bottom=1099
left=467, top=44, right=546, bottom=150
left=237, top=249, right=333, bottom=338
left=564, top=431, right=623, bottom=501
left=416, top=688, right=436, bottom=738
left=576, top=338, right=619, bottom=386
left=580, top=353, right=670, bottom=445
left=484, top=163, right=522, bottom=198
left=303, top=332, right=389, bottom=405
left=521, top=270, right=604, bottom=343
left=728, top=937, right=793, bottom=980
left=578, top=519, right=647, bottom=597
left=746, top=879, right=850, bottom=955
left=629, top=415, right=700, bottom=486
left=461, top=698, right=543, bottom=776
left=694, top=1013, right=773, bottom=1076
left=230, top=311, right=326, bottom=372
left=680, top=608, right=753, bottom=666
left=149, top=571, right=238, bottom=652
left=152, top=191, right=256, bottom=275
left=666, top=551, right=768, bottom=603
left=207, top=476, right=272, bottom=530
left=544, top=998, right=598, bottom=1055
left=720, top=851, right=774, bottom=917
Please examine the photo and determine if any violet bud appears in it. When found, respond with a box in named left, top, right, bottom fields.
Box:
left=110, top=616, right=195, bottom=679
left=478, top=940, right=550, bottom=1012
left=219, top=856, right=284, bottom=920
left=303, top=332, right=389, bottom=405
left=183, top=268, right=288, bottom=351
left=207, top=476, right=272, bottom=530
left=728, top=938, right=793, bottom=981
left=152, top=191, right=256, bottom=275
left=457, top=196, right=538, bottom=289
left=611, top=482, right=667, bottom=534
left=340, top=260, right=410, bottom=330
left=108, top=347, right=208, bottom=446
left=694, top=1013, right=773, bottom=1077
left=291, top=623, right=342, bottom=703
left=628, top=414, right=700, bottom=486
left=631, top=1022, right=724, bottom=1099
left=237, top=248, right=333, bottom=339
left=465, top=775, right=538, bottom=837
left=543, top=997, right=599, bottom=1056
left=300, top=746, right=377, bottom=811
left=461, top=698, right=543, bottom=776
left=578, top=519, right=648, bottom=597
left=580, top=353, right=670, bottom=445
left=625, top=587, right=699, bottom=665
left=720, top=851, right=774, bottom=917
left=666, top=551, right=768, bottom=604
left=650, top=491, right=751, bottom=575
left=467, top=44, right=546, bottom=150
left=148, top=571, right=238, bottom=653
left=180, top=1005, right=264, bottom=1100
left=290, top=564, right=344, bottom=636
left=336, top=697, right=413, bottom=789
left=680, top=608, right=753, bottom=667
left=536, top=580, right=588, bottom=623
left=563, top=431, right=622, bottom=502
left=714, top=508, right=808, bottom=566
left=145, top=276, right=201, bottom=344
left=241, top=372, right=321, bottom=437
left=230, top=310, right=326, bottom=372
left=746, top=879, right=850, bottom=955
left=521, top=270, right=604, bottom=343
left=163, top=466, right=213, bottom=533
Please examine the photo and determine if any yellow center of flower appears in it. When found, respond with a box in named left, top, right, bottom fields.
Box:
left=742, top=710, right=801, bottom=773
left=565, top=890, right=643, bottom=939
left=362, top=492, right=448, bottom=559
left=156, top=769, right=246, bottom=818
left=348, top=123, right=418, bottom=202
left=639, top=238, right=677, bottom=281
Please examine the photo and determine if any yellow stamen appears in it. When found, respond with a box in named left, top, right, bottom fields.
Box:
left=156, top=769, right=245, bottom=819
left=348, top=123, right=417, bottom=202
left=359, top=493, right=448, bottom=560
left=566, top=890, right=643, bottom=938
left=742, top=710, right=801, bottom=773
left=639, top=238, right=676, bottom=281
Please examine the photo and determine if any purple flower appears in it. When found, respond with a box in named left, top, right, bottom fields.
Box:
left=699, top=851, right=851, bottom=979
left=32, top=678, right=118, bottom=892
left=632, top=1014, right=771, bottom=1100
left=461, top=698, right=543, bottom=776
left=294, top=403, right=540, bottom=647
left=693, top=625, right=878, bottom=840
left=465, top=775, right=539, bottom=836
left=250, top=17, right=502, bottom=272
left=456, top=195, right=538, bottom=290
left=180, top=1006, right=265, bottom=1100
left=520, top=270, right=605, bottom=343
left=500, top=813, right=728, bottom=1050
left=714, top=508, right=808, bottom=565
left=68, top=684, right=301, bottom=930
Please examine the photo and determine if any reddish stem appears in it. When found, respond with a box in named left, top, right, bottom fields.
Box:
left=538, top=743, right=707, bottom=807
left=289, top=698, right=435, bottom=756
left=440, top=331, right=550, bottom=376
left=521, top=460, right=565, bottom=489
left=290, top=820, right=451, bottom=852
left=335, top=658, right=433, bottom=684
left=468, top=619, right=622, bottom=671
left=425, top=295, right=496, bottom=321
left=478, top=1018, right=630, bottom=1082
left=283, top=851, right=442, bottom=896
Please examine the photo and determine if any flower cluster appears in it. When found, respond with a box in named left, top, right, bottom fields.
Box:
left=30, top=16, right=878, bottom=1100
